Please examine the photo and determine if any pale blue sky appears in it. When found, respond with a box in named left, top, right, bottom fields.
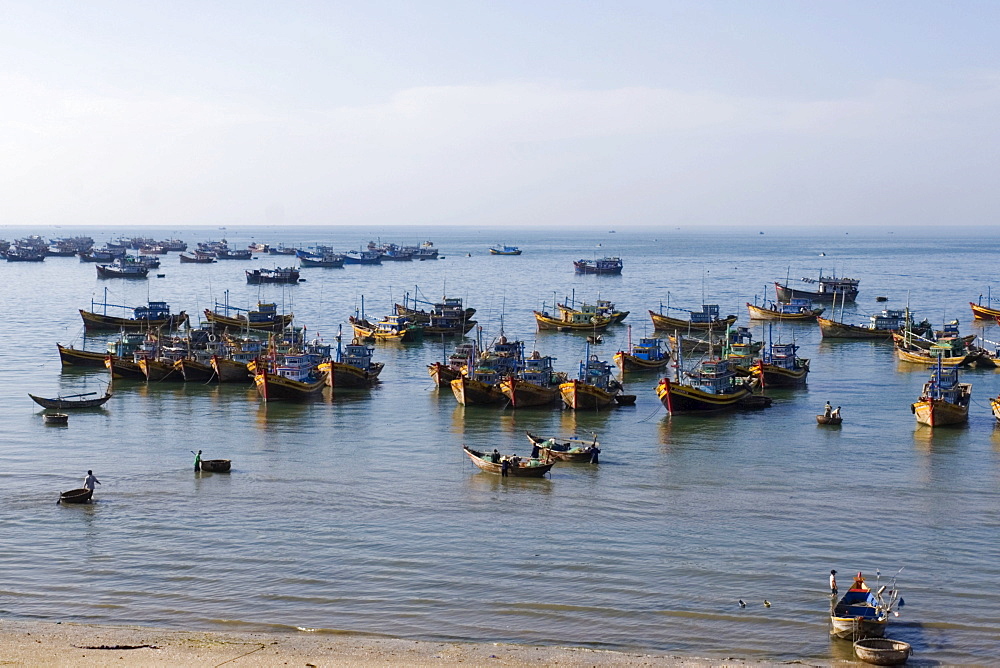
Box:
left=2, top=1, right=998, bottom=228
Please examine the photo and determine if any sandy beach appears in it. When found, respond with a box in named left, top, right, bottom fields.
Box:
left=0, top=621, right=803, bottom=667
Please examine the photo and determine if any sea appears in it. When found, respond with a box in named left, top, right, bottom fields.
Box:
left=2, top=225, right=999, bottom=664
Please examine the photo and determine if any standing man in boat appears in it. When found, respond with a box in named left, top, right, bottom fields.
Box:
left=830, top=569, right=838, bottom=595
left=83, top=470, right=101, bottom=492
left=824, top=401, right=833, bottom=418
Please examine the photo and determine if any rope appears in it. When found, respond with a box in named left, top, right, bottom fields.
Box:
left=637, top=402, right=664, bottom=423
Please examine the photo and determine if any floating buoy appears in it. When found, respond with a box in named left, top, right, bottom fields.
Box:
left=156, top=273, right=165, bottom=278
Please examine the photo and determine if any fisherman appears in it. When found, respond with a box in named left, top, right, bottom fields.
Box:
left=194, top=450, right=202, bottom=471
left=531, top=443, right=541, bottom=459
left=830, top=569, right=838, bottom=595
left=490, top=449, right=501, bottom=464
left=500, top=458, right=509, bottom=477
left=824, top=401, right=832, bottom=418
left=83, top=470, right=101, bottom=491
left=589, top=444, right=601, bottom=464
left=831, top=406, right=841, bottom=418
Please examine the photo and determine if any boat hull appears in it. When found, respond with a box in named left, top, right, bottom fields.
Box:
left=830, top=616, right=886, bottom=640
left=655, top=378, right=752, bottom=413
left=534, top=311, right=612, bottom=331
left=211, top=356, right=252, bottom=383
left=613, top=350, right=670, bottom=374
left=970, top=301, right=1000, bottom=320
left=746, top=303, right=823, bottom=321
left=176, top=358, right=216, bottom=382
left=318, top=361, right=382, bottom=389
left=750, top=362, right=810, bottom=387
left=912, top=398, right=969, bottom=426
left=499, top=377, right=561, bottom=408
left=451, top=376, right=505, bottom=406
left=558, top=379, right=616, bottom=410
left=254, top=371, right=327, bottom=401
left=649, top=311, right=738, bottom=331
left=58, top=344, right=114, bottom=368
left=204, top=310, right=293, bottom=333
left=462, top=447, right=554, bottom=477
left=80, top=309, right=188, bottom=331
left=106, top=357, right=146, bottom=380
left=817, top=317, right=894, bottom=339
left=29, top=392, right=112, bottom=409
left=428, top=362, right=462, bottom=387
left=895, top=347, right=974, bottom=366
left=775, top=281, right=857, bottom=303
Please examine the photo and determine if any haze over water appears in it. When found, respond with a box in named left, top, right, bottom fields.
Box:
left=3, top=226, right=999, bottom=664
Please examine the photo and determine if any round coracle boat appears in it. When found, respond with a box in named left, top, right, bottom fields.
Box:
left=199, top=459, right=232, bottom=473
left=853, top=638, right=911, bottom=665
left=59, top=488, right=93, bottom=504
left=44, top=413, right=69, bottom=424
left=816, top=414, right=842, bottom=425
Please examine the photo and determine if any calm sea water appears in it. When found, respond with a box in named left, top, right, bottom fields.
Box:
left=2, top=225, right=999, bottom=664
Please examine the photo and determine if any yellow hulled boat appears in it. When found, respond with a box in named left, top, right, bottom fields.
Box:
left=911, top=361, right=971, bottom=427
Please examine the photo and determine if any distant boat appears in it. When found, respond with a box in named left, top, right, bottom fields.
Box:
left=462, top=446, right=554, bottom=477
left=489, top=244, right=522, bottom=255
left=650, top=302, right=737, bottom=332
left=96, top=259, right=148, bottom=279
left=246, top=267, right=300, bottom=284
left=179, top=252, right=216, bottom=263
left=80, top=298, right=187, bottom=331
left=204, top=301, right=293, bottom=332
left=746, top=298, right=824, bottom=321
left=774, top=272, right=859, bottom=303
left=818, top=308, right=928, bottom=340
left=573, top=257, right=623, bottom=274
left=29, top=388, right=112, bottom=409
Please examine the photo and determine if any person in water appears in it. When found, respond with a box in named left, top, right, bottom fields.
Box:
left=830, top=569, right=838, bottom=595
left=500, top=458, right=509, bottom=477
left=83, top=470, right=101, bottom=491
left=194, top=450, right=202, bottom=471
left=589, top=444, right=601, bottom=464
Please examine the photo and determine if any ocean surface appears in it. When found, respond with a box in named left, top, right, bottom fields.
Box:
left=2, top=225, right=999, bottom=664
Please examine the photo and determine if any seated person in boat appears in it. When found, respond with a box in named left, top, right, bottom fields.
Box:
left=491, top=449, right=501, bottom=463
left=831, top=406, right=841, bottom=418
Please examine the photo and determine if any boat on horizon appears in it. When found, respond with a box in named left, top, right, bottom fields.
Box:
left=573, top=256, right=623, bottom=275
left=775, top=271, right=859, bottom=303
left=489, top=244, right=522, bottom=255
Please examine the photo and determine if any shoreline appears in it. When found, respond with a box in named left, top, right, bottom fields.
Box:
left=0, top=620, right=811, bottom=666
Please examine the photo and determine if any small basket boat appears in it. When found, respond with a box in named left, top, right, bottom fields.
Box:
left=853, top=637, right=911, bottom=665
left=817, top=414, right=843, bottom=425
left=44, top=413, right=69, bottom=425
left=59, top=488, right=93, bottom=504
left=199, top=459, right=231, bottom=473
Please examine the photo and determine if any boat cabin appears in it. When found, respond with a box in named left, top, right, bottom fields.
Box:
left=133, top=301, right=171, bottom=320
left=685, top=359, right=741, bottom=394
left=631, top=337, right=666, bottom=361
left=690, top=304, right=720, bottom=324
left=274, top=354, right=316, bottom=382
left=871, top=309, right=909, bottom=330
left=578, top=355, right=613, bottom=389
left=521, top=352, right=556, bottom=385
left=762, top=342, right=800, bottom=370
left=339, top=339, right=376, bottom=371
left=777, top=298, right=812, bottom=314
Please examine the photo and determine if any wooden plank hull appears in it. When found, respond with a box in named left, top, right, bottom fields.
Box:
left=462, top=446, right=554, bottom=477
left=559, top=379, right=616, bottom=410
left=204, top=309, right=293, bottom=332
left=29, top=392, right=112, bottom=409
left=254, top=370, right=327, bottom=401
left=970, top=301, right=1000, bottom=320
left=912, top=398, right=969, bottom=426
left=533, top=311, right=612, bottom=331
left=106, top=357, right=146, bottom=380
left=211, top=356, right=252, bottom=383
left=80, top=309, right=188, bottom=331
left=655, top=378, right=752, bottom=414
left=500, top=377, right=561, bottom=408
left=830, top=616, right=886, bottom=640
left=746, top=303, right=823, bottom=321
left=58, top=344, right=113, bottom=368
left=750, top=362, right=810, bottom=387
left=428, top=362, right=462, bottom=387
left=318, top=361, right=382, bottom=388
left=613, top=350, right=670, bottom=373
left=525, top=432, right=599, bottom=462
left=451, top=376, right=505, bottom=405
left=817, top=317, right=894, bottom=339
left=649, top=310, right=738, bottom=331
left=176, top=358, right=216, bottom=382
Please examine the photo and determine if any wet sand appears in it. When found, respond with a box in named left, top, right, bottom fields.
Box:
left=0, top=621, right=806, bottom=666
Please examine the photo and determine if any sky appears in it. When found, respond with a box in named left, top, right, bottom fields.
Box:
left=1, top=1, right=999, bottom=229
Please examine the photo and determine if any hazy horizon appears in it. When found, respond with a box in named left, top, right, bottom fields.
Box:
left=3, top=2, right=999, bottom=229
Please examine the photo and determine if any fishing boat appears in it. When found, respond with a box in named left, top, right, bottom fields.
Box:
left=655, top=337, right=764, bottom=414
left=559, top=349, right=620, bottom=410
left=911, top=358, right=971, bottom=426
left=58, top=488, right=93, bottom=504
left=96, top=259, right=149, bottom=279
left=246, top=267, right=300, bottom=284
left=746, top=298, right=824, bottom=321
left=895, top=338, right=980, bottom=367
left=79, top=248, right=125, bottom=262
left=178, top=252, right=216, bottom=263
left=29, top=388, right=113, bottom=409
left=80, top=297, right=187, bottom=331
left=204, top=301, right=293, bottom=332
left=614, top=329, right=670, bottom=374
left=749, top=341, right=810, bottom=387
left=775, top=272, right=859, bottom=303
left=176, top=357, right=216, bottom=382
left=199, top=459, right=231, bottom=472
left=427, top=342, right=477, bottom=387
left=830, top=572, right=902, bottom=639
left=970, top=290, right=1000, bottom=320
left=451, top=334, right=524, bottom=405
left=317, top=333, right=384, bottom=388
left=350, top=314, right=423, bottom=342
left=499, top=351, right=565, bottom=408
left=573, top=257, right=623, bottom=274
left=818, top=308, right=928, bottom=340
left=650, top=302, right=738, bottom=332
left=215, top=248, right=252, bottom=260
left=254, top=354, right=327, bottom=401
left=534, top=303, right=614, bottom=332
left=525, top=432, right=599, bottom=462
left=462, top=445, right=555, bottom=477
left=298, top=253, right=346, bottom=268
left=396, top=294, right=476, bottom=324
left=489, top=244, right=522, bottom=255
left=58, top=343, right=117, bottom=368
left=211, top=355, right=252, bottom=383
left=138, top=357, right=182, bottom=382
left=344, top=249, right=383, bottom=264
left=558, top=299, right=629, bottom=324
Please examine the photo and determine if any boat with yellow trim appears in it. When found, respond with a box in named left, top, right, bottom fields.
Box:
left=749, top=341, right=810, bottom=388
left=912, top=358, right=971, bottom=426
left=649, top=301, right=737, bottom=332
left=204, top=301, right=293, bottom=333
left=558, top=299, right=629, bottom=324
left=613, top=328, right=669, bottom=374
left=655, top=360, right=756, bottom=414
left=559, top=348, right=620, bottom=410
left=534, top=306, right=613, bottom=332
left=254, top=354, right=327, bottom=401
left=746, top=298, right=823, bottom=321
left=970, top=290, right=1000, bottom=320
left=499, top=351, right=565, bottom=408
left=317, top=332, right=383, bottom=388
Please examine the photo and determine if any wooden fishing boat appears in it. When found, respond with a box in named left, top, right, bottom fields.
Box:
left=344, top=249, right=383, bottom=264
left=204, top=302, right=293, bottom=332
left=176, top=358, right=216, bottom=382
left=138, top=357, right=182, bottom=382
left=451, top=373, right=506, bottom=405
left=775, top=273, right=859, bottom=303
left=199, top=459, right=231, bottom=472
left=57, top=344, right=115, bottom=368
left=215, top=248, right=252, bottom=259
left=970, top=300, right=1000, bottom=320
left=911, top=359, right=971, bottom=426
left=525, top=432, right=599, bottom=462
left=655, top=338, right=763, bottom=414
left=254, top=355, right=327, bottom=401
left=749, top=342, right=810, bottom=387
left=558, top=299, right=629, bottom=324
left=489, top=244, right=522, bottom=255
left=298, top=254, right=346, bottom=267
left=395, top=295, right=476, bottom=323
left=350, top=314, right=422, bottom=342
left=317, top=336, right=384, bottom=388
left=853, top=638, right=911, bottom=666
left=895, top=339, right=978, bottom=367
left=818, top=308, right=929, bottom=340
left=96, top=259, right=149, bottom=279
left=650, top=304, right=738, bottom=332
left=559, top=352, right=620, bottom=410
left=614, top=331, right=669, bottom=374
left=106, top=355, right=147, bottom=380
left=534, top=308, right=613, bottom=332
left=462, top=445, right=555, bottom=477
left=427, top=342, right=477, bottom=387
left=211, top=355, right=252, bottom=383
left=245, top=267, right=300, bottom=284
left=746, top=298, right=824, bottom=321
left=499, top=352, right=564, bottom=408
left=178, top=252, right=216, bottom=263
left=43, top=413, right=69, bottom=424
left=991, top=395, right=1000, bottom=422
left=573, top=256, right=623, bottom=274
left=59, top=488, right=93, bottom=504
left=80, top=299, right=187, bottom=331
left=29, top=389, right=112, bottom=409
left=830, top=572, right=901, bottom=639
left=816, top=414, right=842, bottom=425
